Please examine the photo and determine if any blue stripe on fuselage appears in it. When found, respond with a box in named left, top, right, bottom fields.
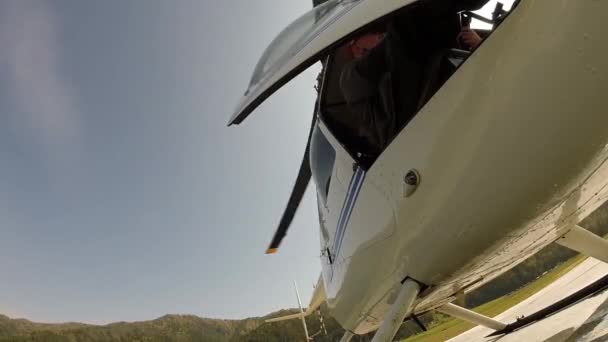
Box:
left=332, top=167, right=366, bottom=260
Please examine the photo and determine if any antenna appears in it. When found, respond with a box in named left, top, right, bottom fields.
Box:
left=294, top=280, right=310, bottom=341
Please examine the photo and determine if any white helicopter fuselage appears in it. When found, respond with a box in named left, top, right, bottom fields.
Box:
left=317, top=0, right=608, bottom=334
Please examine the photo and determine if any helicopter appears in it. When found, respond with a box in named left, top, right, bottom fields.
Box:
left=229, top=0, right=608, bottom=341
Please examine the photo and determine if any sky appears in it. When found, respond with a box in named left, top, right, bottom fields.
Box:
left=0, top=0, right=322, bottom=324
left=0, top=0, right=510, bottom=325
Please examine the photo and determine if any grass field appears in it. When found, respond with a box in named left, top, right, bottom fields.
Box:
left=402, top=254, right=588, bottom=342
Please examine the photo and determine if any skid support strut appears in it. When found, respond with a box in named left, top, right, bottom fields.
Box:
left=339, top=331, right=354, bottom=342
left=371, top=279, right=421, bottom=342
left=556, top=225, right=608, bottom=264
left=438, top=303, right=506, bottom=330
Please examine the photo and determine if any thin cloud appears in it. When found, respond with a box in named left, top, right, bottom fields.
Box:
left=0, top=0, right=83, bottom=188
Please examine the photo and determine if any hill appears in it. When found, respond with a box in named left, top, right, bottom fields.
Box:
left=0, top=314, right=261, bottom=342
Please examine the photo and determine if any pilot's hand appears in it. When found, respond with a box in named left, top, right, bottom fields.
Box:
left=458, top=28, right=482, bottom=50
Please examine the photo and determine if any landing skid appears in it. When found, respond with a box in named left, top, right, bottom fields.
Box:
left=487, top=272, right=608, bottom=336
left=486, top=224, right=608, bottom=336
left=439, top=224, right=608, bottom=337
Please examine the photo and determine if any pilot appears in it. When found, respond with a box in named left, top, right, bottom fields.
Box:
left=339, top=10, right=461, bottom=156
left=338, top=6, right=484, bottom=157
left=338, top=31, right=390, bottom=156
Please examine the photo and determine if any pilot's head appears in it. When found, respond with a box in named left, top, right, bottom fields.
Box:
left=348, top=32, right=384, bottom=59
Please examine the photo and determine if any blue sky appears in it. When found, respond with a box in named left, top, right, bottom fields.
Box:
left=0, top=0, right=322, bottom=324
left=0, top=0, right=511, bottom=325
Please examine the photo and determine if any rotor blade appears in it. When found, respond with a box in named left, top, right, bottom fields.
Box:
left=266, top=112, right=317, bottom=254
left=266, top=155, right=310, bottom=254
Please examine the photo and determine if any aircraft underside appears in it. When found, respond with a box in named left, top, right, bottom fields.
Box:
left=326, top=134, right=608, bottom=335
left=319, top=0, right=608, bottom=334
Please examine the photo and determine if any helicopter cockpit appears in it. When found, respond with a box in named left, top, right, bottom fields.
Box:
left=308, top=0, right=518, bottom=216
left=314, top=0, right=518, bottom=168
left=229, top=0, right=519, bottom=255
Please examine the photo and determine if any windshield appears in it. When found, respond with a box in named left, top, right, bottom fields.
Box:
left=229, top=0, right=421, bottom=125
left=248, top=0, right=360, bottom=90
left=310, top=124, right=336, bottom=204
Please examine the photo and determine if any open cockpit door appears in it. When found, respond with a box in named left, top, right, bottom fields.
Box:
left=228, top=0, right=420, bottom=126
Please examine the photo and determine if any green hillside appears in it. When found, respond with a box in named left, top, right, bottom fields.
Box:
left=0, top=314, right=261, bottom=342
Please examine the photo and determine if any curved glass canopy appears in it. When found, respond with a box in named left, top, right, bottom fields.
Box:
left=310, top=123, right=336, bottom=204
left=228, top=0, right=418, bottom=125
left=249, top=0, right=350, bottom=88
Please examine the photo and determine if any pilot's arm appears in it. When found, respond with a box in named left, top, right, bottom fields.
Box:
left=339, top=37, right=388, bottom=106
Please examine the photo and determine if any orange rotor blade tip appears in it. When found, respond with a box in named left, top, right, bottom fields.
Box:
left=266, top=248, right=278, bottom=254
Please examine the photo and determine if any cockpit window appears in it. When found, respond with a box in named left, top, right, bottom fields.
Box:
left=310, top=124, right=336, bottom=204
left=249, top=0, right=359, bottom=89
left=318, top=0, right=518, bottom=165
